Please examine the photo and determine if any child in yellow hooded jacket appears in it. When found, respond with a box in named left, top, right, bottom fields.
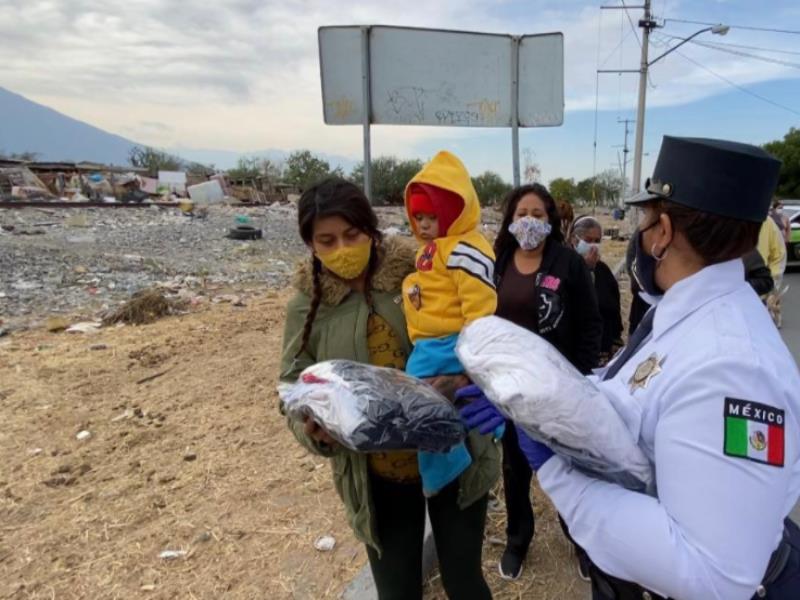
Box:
left=402, top=151, right=498, bottom=495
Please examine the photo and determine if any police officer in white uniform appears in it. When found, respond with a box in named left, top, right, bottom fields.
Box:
left=461, top=136, right=800, bottom=599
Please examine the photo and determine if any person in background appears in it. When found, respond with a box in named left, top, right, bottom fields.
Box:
left=280, top=178, right=499, bottom=600
left=569, top=216, right=624, bottom=365
left=461, top=183, right=602, bottom=581
left=770, top=199, right=790, bottom=243
left=757, top=215, right=788, bottom=328
left=758, top=216, right=787, bottom=282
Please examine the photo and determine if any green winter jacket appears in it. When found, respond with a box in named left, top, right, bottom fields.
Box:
left=279, top=236, right=500, bottom=554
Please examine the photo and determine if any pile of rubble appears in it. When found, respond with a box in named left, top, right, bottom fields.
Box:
left=0, top=203, right=305, bottom=331
left=0, top=159, right=300, bottom=207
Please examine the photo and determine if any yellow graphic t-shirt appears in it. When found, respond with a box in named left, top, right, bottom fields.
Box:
left=366, top=313, right=420, bottom=482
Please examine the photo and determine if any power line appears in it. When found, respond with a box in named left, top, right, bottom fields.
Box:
left=660, top=33, right=800, bottom=56
left=599, top=27, right=637, bottom=68
left=665, top=17, right=800, bottom=36
left=654, top=31, right=800, bottom=70
left=620, top=0, right=642, bottom=48
left=674, top=49, right=800, bottom=117
left=690, top=39, right=800, bottom=70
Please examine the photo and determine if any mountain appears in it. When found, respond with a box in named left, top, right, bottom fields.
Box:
left=0, top=87, right=360, bottom=173
left=0, top=86, right=139, bottom=165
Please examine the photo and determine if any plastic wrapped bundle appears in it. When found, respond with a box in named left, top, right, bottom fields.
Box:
left=279, top=360, right=466, bottom=453
left=456, top=316, right=653, bottom=491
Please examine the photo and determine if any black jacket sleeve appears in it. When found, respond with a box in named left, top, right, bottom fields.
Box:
left=595, top=261, right=623, bottom=349
left=567, top=251, right=603, bottom=374
left=743, top=249, right=775, bottom=296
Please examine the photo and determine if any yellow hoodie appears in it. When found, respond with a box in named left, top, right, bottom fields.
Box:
left=402, top=151, right=497, bottom=343
left=757, top=218, right=787, bottom=278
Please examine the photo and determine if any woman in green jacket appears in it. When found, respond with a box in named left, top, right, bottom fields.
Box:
left=280, top=178, right=500, bottom=600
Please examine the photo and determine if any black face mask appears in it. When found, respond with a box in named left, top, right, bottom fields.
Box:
left=628, top=221, right=664, bottom=297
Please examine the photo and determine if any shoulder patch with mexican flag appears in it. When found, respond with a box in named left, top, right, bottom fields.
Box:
left=724, top=398, right=784, bottom=467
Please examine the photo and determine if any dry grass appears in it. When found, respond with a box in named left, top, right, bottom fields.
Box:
left=102, top=289, right=183, bottom=326
left=0, top=266, right=619, bottom=599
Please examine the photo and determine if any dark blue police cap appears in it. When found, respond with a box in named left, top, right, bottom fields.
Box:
left=626, top=136, right=782, bottom=223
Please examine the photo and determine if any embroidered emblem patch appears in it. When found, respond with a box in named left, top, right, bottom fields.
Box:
left=724, top=398, right=784, bottom=467
left=416, top=242, right=437, bottom=272
left=628, top=353, right=664, bottom=392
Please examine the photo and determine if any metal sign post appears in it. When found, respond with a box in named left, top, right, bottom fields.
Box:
left=360, top=26, right=372, bottom=202
left=511, top=36, right=521, bottom=187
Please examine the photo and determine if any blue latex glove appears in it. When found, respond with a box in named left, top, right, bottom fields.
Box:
left=516, top=425, right=554, bottom=471
left=457, top=384, right=506, bottom=435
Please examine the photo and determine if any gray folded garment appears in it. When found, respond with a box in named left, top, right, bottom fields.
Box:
left=278, top=360, right=466, bottom=453
left=457, top=316, right=654, bottom=492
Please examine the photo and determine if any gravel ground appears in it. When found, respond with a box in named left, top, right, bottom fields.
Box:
left=0, top=203, right=307, bottom=329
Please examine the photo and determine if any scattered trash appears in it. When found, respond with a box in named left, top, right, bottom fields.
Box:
left=188, top=180, right=225, bottom=204
left=28, top=448, right=43, bottom=456
left=193, top=531, right=213, bottom=544
left=183, top=451, right=197, bottom=462
left=140, top=584, right=157, bottom=592
left=66, top=321, right=102, bottom=334
left=226, top=225, right=263, bottom=240
left=65, top=214, right=89, bottom=228
left=159, top=549, right=187, bottom=560
left=314, top=536, right=336, bottom=552
left=111, top=409, right=133, bottom=422
left=76, top=430, right=92, bottom=441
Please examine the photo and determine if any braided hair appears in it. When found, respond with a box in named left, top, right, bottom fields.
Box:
left=295, top=178, right=383, bottom=358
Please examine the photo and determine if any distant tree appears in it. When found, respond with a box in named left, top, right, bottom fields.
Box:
left=350, top=156, right=424, bottom=205
left=284, top=150, right=342, bottom=191
left=764, top=128, right=800, bottom=198
left=549, top=177, right=578, bottom=204
left=128, top=145, right=183, bottom=174
left=576, top=177, right=596, bottom=205
left=471, top=171, right=512, bottom=206
left=227, top=157, right=262, bottom=181
left=595, top=169, right=626, bottom=207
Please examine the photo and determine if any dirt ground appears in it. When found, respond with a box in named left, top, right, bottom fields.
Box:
left=1, top=287, right=594, bottom=599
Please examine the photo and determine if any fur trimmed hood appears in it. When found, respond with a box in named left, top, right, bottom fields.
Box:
left=292, top=236, right=417, bottom=306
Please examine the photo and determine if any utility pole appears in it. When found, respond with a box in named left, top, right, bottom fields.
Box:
left=617, top=118, right=634, bottom=207
left=632, top=0, right=656, bottom=197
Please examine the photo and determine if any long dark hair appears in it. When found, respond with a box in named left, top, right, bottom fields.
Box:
left=494, top=183, right=563, bottom=259
left=295, top=178, right=383, bottom=357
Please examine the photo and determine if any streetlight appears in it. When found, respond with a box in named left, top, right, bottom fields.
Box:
left=649, top=25, right=730, bottom=66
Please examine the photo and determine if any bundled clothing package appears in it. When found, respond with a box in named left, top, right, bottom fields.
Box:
left=278, top=360, right=467, bottom=454
left=456, top=316, right=654, bottom=491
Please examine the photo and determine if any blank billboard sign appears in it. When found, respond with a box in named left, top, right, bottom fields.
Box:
left=318, top=27, right=364, bottom=125
left=518, top=33, right=564, bottom=126
left=318, top=26, right=563, bottom=128
left=369, top=27, right=512, bottom=127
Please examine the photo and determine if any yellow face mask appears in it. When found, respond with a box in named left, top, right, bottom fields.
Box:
left=316, top=240, right=372, bottom=280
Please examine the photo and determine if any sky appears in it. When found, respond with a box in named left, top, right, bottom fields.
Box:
left=1, top=0, right=799, bottom=186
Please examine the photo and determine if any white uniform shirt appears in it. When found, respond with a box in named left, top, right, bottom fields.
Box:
left=538, top=259, right=800, bottom=600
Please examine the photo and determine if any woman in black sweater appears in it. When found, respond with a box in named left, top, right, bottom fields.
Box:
left=493, top=184, right=602, bottom=581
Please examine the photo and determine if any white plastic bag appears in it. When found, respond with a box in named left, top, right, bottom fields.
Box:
left=279, top=360, right=466, bottom=453
left=457, top=316, right=653, bottom=491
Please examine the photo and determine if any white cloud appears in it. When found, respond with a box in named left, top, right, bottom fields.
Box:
left=1, top=0, right=797, bottom=169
